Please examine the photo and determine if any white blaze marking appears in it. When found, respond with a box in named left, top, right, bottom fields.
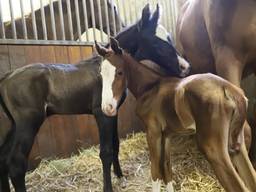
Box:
left=100, top=60, right=118, bottom=116
left=156, top=24, right=170, bottom=42
left=152, top=179, right=161, bottom=192
left=166, top=181, right=175, bottom=192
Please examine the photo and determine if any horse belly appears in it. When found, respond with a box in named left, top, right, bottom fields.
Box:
left=177, top=0, right=215, bottom=74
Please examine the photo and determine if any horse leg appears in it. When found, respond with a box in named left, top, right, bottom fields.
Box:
left=112, top=120, right=123, bottom=178
left=162, top=134, right=174, bottom=192
left=0, top=166, right=10, bottom=192
left=214, top=47, right=252, bottom=150
left=145, top=120, right=163, bottom=192
left=0, top=111, right=13, bottom=192
left=8, top=113, right=44, bottom=192
left=196, top=116, right=248, bottom=192
left=94, top=110, right=115, bottom=192
left=8, top=135, right=28, bottom=192
left=231, top=129, right=256, bottom=191
left=243, top=75, right=256, bottom=168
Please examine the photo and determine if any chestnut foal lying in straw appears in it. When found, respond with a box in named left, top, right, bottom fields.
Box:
left=96, top=38, right=256, bottom=192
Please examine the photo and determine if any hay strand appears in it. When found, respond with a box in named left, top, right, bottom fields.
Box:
left=24, top=132, right=224, bottom=192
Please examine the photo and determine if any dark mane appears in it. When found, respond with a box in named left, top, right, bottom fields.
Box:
left=77, top=55, right=102, bottom=66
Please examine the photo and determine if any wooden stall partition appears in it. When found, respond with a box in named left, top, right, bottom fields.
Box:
left=0, top=44, right=142, bottom=169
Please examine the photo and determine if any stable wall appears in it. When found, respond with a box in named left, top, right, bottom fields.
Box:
left=0, top=44, right=142, bottom=168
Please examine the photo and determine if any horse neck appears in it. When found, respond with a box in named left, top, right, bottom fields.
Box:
left=123, top=53, right=161, bottom=99
left=75, top=55, right=102, bottom=68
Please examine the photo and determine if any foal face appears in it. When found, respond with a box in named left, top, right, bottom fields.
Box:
left=97, top=42, right=127, bottom=116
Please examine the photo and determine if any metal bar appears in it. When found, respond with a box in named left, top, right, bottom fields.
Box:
left=40, top=0, right=48, bottom=40
left=66, top=0, right=74, bottom=40
left=49, top=0, right=57, bottom=40
left=82, top=0, right=89, bottom=41
left=122, top=0, right=127, bottom=26
left=0, top=39, right=96, bottom=46
left=110, top=0, right=117, bottom=35
left=103, top=0, right=110, bottom=38
left=58, top=0, right=65, bottom=40
left=116, top=0, right=122, bottom=31
left=171, top=0, right=176, bottom=38
left=96, top=0, right=104, bottom=42
left=169, top=0, right=174, bottom=35
left=162, top=0, right=168, bottom=29
left=174, top=0, right=179, bottom=22
left=30, top=0, right=38, bottom=40
left=134, top=0, right=138, bottom=20
left=128, top=0, right=133, bottom=23
left=0, top=0, right=5, bottom=39
left=74, top=0, right=81, bottom=41
left=20, top=0, right=27, bottom=39
left=9, top=0, right=17, bottom=39
left=173, top=0, right=178, bottom=40
left=165, top=0, right=171, bottom=32
left=89, top=0, right=96, bottom=41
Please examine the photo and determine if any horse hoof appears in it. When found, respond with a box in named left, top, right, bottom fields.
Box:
left=118, top=177, right=127, bottom=188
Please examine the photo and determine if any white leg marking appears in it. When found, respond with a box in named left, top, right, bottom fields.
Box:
left=166, top=181, right=175, bottom=192
left=100, top=60, right=118, bottom=116
left=152, top=179, right=161, bottom=192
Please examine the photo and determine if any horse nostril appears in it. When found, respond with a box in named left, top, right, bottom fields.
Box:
left=180, top=64, right=186, bottom=71
left=107, top=104, right=113, bottom=111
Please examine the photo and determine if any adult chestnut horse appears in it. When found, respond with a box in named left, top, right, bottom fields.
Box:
left=0, top=4, right=190, bottom=192
left=97, top=37, right=256, bottom=192
left=176, top=0, right=256, bottom=166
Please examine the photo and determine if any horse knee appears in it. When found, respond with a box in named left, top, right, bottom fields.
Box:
left=8, top=151, right=27, bottom=177
left=100, top=147, right=114, bottom=164
left=199, top=141, right=225, bottom=163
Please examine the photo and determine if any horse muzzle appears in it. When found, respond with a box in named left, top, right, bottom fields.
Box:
left=178, top=56, right=191, bottom=77
left=102, top=100, right=118, bottom=117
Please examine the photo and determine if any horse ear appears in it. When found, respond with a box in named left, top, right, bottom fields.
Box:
left=95, top=41, right=109, bottom=57
left=138, top=4, right=151, bottom=30
left=110, top=37, right=123, bottom=55
left=150, top=4, right=161, bottom=31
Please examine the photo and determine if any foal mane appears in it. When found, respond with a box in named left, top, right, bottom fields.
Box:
left=123, top=52, right=163, bottom=78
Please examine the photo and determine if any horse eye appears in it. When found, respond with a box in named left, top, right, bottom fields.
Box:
left=117, top=71, right=123, bottom=76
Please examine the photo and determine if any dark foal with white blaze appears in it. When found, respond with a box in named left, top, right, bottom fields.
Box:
left=0, top=4, right=183, bottom=192
left=97, top=38, right=256, bottom=192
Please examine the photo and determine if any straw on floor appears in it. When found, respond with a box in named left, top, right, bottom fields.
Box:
left=25, top=132, right=224, bottom=192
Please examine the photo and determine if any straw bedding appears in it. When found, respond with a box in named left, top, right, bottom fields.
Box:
left=25, top=132, right=224, bottom=192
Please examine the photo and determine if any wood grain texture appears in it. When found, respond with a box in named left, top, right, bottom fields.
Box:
left=0, top=44, right=142, bottom=169
left=0, top=45, right=11, bottom=78
left=8, top=45, right=26, bottom=70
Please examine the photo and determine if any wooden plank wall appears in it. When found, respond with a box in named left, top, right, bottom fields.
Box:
left=0, top=44, right=142, bottom=168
